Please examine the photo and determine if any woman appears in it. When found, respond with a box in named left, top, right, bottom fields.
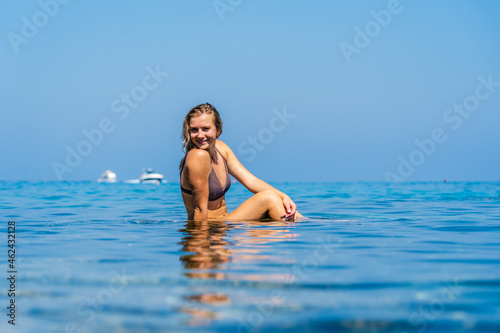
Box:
left=180, top=103, right=302, bottom=221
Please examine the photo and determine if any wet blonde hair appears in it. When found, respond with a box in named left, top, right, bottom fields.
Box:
left=179, top=103, right=223, bottom=171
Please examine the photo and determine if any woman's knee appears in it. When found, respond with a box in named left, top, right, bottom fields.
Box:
left=256, top=190, right=282, bottom=207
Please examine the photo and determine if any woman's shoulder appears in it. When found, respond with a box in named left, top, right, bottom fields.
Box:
left=185, top=148, right=211, bottom=165
left=216, top=139, right=228, bottom=149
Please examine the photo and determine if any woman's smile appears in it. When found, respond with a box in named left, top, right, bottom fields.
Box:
left=196, top=139, right=208, bottom=147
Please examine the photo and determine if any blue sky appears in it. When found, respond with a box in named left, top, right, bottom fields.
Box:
left=1, top=0, right=499, bottom=182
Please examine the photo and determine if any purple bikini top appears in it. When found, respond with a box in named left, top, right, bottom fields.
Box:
left=180, top=148, right=231, bottom=201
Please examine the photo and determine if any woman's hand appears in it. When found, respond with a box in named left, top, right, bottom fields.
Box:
left=281, top=195, right=297, bottom=221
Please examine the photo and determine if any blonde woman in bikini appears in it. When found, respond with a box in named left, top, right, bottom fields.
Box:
left=180, top=103, right=302, bottom=221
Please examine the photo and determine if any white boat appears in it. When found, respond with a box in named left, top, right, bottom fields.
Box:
left=139, top=168, right=165, bottom=184
left=98, top=170, right=117, bottom=183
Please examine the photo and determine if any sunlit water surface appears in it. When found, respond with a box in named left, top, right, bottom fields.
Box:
left=1, top=181, right=499, bottom=333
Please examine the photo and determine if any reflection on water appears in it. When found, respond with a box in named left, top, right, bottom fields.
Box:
left=178, top=220, right=299, bottom=325
left=179, top=221, right=233, bottom=279
left=178, top=221, right=233, bottom=326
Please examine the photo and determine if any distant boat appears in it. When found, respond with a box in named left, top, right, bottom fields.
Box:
left=98, top=170, right=117, bottom=183
left=139, top=168, right=165, bottom=184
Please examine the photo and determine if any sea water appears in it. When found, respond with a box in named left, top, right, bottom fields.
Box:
left=0, top=181, right=499, bottom=333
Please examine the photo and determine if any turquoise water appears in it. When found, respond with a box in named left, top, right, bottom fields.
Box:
left=1, top=181, right=499, bottom=332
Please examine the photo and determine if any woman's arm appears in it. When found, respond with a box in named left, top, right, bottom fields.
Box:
left=184, top=150, right=212, bottom=221
left=218, top=141, right=298, bottom=217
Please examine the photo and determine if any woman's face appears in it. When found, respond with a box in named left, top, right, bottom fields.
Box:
left=189, top=113, right=218, bottom=150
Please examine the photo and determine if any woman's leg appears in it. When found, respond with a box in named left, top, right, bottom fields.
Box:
left=226, top=190, right=286, bottom=221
